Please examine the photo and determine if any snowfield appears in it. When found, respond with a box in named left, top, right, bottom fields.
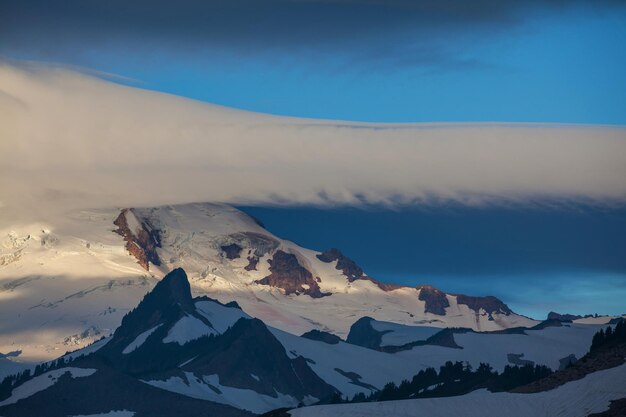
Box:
left=162, top=316, right=216, bottom=345
left=143, top=372, right=302, bottom=414
left=122, top=325, right=162, bottom=354
left=269, top=322, right=606, bottom=398
left=289, top=362, right=626, bottom=417
left=0, top=202, right=543, bottom=368
left=395, top=322, right=604, bottom=372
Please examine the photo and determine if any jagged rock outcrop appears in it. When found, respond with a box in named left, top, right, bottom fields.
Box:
left=221, top=243, right=243, bottom=260
left=346, top=317, right=387, bottom=350
left=417, top=285, right=450, bottom=315
left=106, top=268, right=335, bottom=405
left=547, top=312, right=583, bottom=322
left=301, top=330, right=342, bottom=345
left=218, top=232, right=279, bottom=271
left=244, top=256, right=259, bottom=271
left=113, top=209, right=161, bottom=271
left=256, top=251, right=330, bottom=298
left=189, top=318, right=336, bottom=400
left=317, top=248, right=364, bottom=281
left=455, top=294, right=512, bottom=316
left=0, top=267, right=337, bottom=416
left=316, top=248, right=402, bottom=292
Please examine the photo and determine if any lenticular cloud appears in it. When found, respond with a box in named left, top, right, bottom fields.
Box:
left=1, top=61, right=626, bottom=222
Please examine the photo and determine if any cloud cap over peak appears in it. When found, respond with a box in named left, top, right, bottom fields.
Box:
left=1, top=62, right=625, bottom=222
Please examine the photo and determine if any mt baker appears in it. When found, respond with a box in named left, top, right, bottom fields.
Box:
left=1, top=202, right=536, bottom=365
left=1, top=203, right=624, bottom=416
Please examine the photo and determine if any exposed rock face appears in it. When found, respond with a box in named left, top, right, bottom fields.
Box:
left=190, top=318, right=336, bottom=401
left=221, top=243, right=243, bottom=260
left=548, top=312, right=583, bottom=322
left=345, top=317, right=462, bottom=352
left=301, top=330, right=342, bottom=345
left=317, top=248, right=364, bottom=281
left=316, top=248, right=403, bottom=292
left=256, top=251, right=330, bottom=298
left=104, top=268, right=335, bottom=404
left=113, top=209, right=161, bottom=271
left=346, top=317, right=387, bottom=350
left=423, top=328, right=462, bottom=349
left=417, top=285, right=450, bottom=316
left=455, top=294, right=512, bottom=316
left=218, top=232, right=279, bottom=271
left=0, top=267, right=337, bottom=417
left=109, top=268, right=199, bottom=355
left=244, top=256, right=259, bottom=271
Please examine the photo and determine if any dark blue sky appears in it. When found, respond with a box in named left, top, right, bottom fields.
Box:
left=239, top=204, right=626, bottom=318
left=2, top=1, right=626, bottom=124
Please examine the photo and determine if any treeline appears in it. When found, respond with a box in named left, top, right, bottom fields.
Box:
left=331, top=319, right=626, bottom=405
left=590, top=319, right=626, bottom=352
left=0, top=357, right=69, bottom=402
left=0, top=334, right=109, bottom=402
left=329, top=360, right=553, bottom=404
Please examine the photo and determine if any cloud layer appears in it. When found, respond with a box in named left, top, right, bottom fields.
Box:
left=1, top=62, right=625, bottom=222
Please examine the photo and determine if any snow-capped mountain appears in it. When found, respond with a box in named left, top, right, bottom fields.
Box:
left=0, top=267, right=617, bottom=417
left=0, top=202, right=545, bottom=368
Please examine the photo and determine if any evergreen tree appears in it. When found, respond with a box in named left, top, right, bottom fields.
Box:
left=591, top=328, right=605, bottom=351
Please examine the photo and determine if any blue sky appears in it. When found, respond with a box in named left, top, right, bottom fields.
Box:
left=2, top=1, right=626, bottom=124
left=2, top=1, right=625, bottom=317
left=238, top=204, right=626, bottom=319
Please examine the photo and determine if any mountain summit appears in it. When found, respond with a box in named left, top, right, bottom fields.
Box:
left=0, top=202, right=552, bottom=365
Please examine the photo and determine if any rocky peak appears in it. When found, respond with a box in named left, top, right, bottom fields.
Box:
left=114, top=268, right=194, bottom=339
left=186, top=317, right=337, bottom=401
left=455, top=294, right=512, bottom=316
left=417, top=285, right=450, bottom=316
left=301, top=329, right=342, bottom=345
left=317, top=248, right=364, bottom=281
left=154, top=267, right=194, bottom=308
left=547, top=312, right=583, bottom=322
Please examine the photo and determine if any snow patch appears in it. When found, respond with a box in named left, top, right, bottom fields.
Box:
left=162, top=315, right=217, bottom=345
left=71, top=411, right=135, bottom=417
left=143, top=372, right=300, bottom=414
left=123, top=211, right=144, bottom=239
left=122, top=325, right=162, bottom=354
left=0, top=367, right=96, bottom=406
left=194, top=300, right=250, bottom=333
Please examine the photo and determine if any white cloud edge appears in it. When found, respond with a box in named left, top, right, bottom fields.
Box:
left=1, top=60, right=625, bottom=222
